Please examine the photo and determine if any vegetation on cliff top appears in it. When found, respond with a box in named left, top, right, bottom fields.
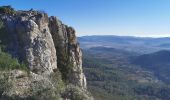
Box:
left=0, top=5, right=15, bottom=14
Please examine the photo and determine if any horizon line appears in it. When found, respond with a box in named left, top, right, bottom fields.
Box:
left=77, top=34, right=170, bottom=38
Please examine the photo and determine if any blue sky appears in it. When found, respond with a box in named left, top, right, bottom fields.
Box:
left=0, top=0, right=170, bottom=37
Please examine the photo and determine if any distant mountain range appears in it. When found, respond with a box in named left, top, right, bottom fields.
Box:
left=79, top=35, right=170, bottom=54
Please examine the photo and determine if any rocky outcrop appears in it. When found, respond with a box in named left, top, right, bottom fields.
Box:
left=1, top=11, right=57, bottom=75
left=49, top=16, right=86, bottom=88
left=0, top=7, right=92, bottom=100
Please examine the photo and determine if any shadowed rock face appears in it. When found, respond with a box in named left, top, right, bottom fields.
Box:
left=0, top=9, right=87, bottom=89
left=49, top=16, right=86, bottom=88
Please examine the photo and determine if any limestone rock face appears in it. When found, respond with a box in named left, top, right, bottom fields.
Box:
left=0, top=9, right=91, bottom=99
left=49, top=16, right=87, bottom=89
left=1, top=11, right=57, bottom=75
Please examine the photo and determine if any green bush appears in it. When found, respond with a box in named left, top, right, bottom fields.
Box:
left=0, top=49, right=28, bottom=71
left=0, top=6, right=15, bottom=14
left=0, top=72, right=12, bottom=98
left=62, top=85, right=91, bottom=100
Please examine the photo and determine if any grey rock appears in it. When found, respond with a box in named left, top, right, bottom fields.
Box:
left=1, top=11, right=57, bottom=75
left=49, top=16, right=87, bottom=89
left=0, top=9, right=92, bottom=99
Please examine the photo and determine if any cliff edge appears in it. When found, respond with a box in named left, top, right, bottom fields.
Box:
left=0, top=6, right=92, bottom=100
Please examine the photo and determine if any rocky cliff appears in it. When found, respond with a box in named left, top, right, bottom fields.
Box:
left=0, top=6, right=92, bottom=100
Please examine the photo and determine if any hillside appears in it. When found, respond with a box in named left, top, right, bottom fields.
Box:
left=0, top=6, right=93, bottom=100
left=133, top=50, right=170, bottom=65
left=133, top=50, right=170, bottom=84
left=82, top=46, right=170, bottom=100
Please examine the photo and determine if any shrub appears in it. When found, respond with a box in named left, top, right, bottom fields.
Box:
left=0, top=5, right=15, bottom=14
left=0, top=49, right=28, bottom=71
left=0, top=72, right=12, bottom=98
left=61, top=85, right=91, bottom=100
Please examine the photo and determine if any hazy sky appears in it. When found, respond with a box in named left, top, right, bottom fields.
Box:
left=1, top=0, right=170, bottom=37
